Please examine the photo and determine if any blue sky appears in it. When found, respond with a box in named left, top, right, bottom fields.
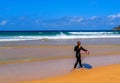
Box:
left=0, top=0, right=120, bottom=30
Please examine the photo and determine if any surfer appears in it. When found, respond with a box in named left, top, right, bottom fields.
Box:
left=73, top=41, right=89, bottom=70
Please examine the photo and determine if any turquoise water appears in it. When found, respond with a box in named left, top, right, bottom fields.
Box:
left=0, top=30, right=120, bottom=42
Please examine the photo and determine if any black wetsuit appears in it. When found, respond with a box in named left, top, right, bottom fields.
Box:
left=74, top=45, right=88, bottom=68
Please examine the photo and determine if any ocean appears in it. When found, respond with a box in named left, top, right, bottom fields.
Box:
left=0, top=30, right=120, bottom=46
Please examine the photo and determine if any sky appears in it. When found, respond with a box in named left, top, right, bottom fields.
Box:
left=0, top=0, right=120, bottom=30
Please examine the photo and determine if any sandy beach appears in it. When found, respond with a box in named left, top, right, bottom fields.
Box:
left=0, top=43, right=120, bottom=83
left=22, top=64, right=120, bottom=83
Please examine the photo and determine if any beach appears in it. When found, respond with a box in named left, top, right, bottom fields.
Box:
left=0, top=39, right=120, bottom=83
left=0, top=31, right=120, bottom=83
left=22, top=64, right=120, bottom=83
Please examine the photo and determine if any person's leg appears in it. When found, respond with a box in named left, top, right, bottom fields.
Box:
left=78, top=56, right=83, bottom=68
left=74, top=56, right=79, bottom=69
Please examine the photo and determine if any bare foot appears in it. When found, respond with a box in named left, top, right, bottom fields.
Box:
left=71, top=68, right=77, bottom=71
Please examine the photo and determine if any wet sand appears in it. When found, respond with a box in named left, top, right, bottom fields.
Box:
left=0, top=44, right=120, bottom=64
left=0, top=44, right=120, bottom=83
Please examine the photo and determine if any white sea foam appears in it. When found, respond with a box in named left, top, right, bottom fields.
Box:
left=68, top=32, right=115, bottom=35
left=0, top=35, right=120, bottom=42
left=0, top=31, right=120, bottom=42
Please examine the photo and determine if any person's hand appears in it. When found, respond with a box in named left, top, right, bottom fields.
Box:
left=80, top=50, right=89, bottom=55
left=80, top=50, right=85, bottom=54
left=86, top=51, right=89, bottom=55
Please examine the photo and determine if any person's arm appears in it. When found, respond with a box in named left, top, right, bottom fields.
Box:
left=81, top=46, right=87, bottom=51
left=81, top=46, right=89, bottom=55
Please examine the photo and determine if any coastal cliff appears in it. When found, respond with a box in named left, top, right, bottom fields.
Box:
left=113, top=25, right=120, bottom=30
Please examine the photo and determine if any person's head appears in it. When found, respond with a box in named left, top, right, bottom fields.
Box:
left=77, top=41, right=81, bottom=46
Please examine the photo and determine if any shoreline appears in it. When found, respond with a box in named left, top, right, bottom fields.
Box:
left=0, top=38, right=120, bottom=46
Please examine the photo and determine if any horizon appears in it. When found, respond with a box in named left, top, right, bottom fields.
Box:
left=0, top=30, right=119, bottom=32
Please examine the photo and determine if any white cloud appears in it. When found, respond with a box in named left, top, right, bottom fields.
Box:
left=90, top=16, right=98, bottom=20
left=0, top=20, right=9, bottom=26
left=108, top=13, right=120, bottom=20
left=116, top=13, right=120, bottom=17
left=70, top=17, right=83, bottom=23
left=108, top=15, right=116, bottom=20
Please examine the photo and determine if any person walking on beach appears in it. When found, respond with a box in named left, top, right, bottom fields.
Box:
left=73, top=41, right=89, bottom=70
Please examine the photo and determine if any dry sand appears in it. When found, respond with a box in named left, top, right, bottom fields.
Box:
left=0, top=45, right=120, bottom=83
left=22, top=64, right=120, bottom=83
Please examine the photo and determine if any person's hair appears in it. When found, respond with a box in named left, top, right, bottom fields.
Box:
left=77, top=41, right=81, bottom=45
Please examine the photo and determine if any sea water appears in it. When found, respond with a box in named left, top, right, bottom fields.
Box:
left=0, top=30, right=120, bottom=45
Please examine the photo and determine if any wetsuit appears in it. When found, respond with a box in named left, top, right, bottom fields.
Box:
left=74, top=45, right=88, bottom=68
